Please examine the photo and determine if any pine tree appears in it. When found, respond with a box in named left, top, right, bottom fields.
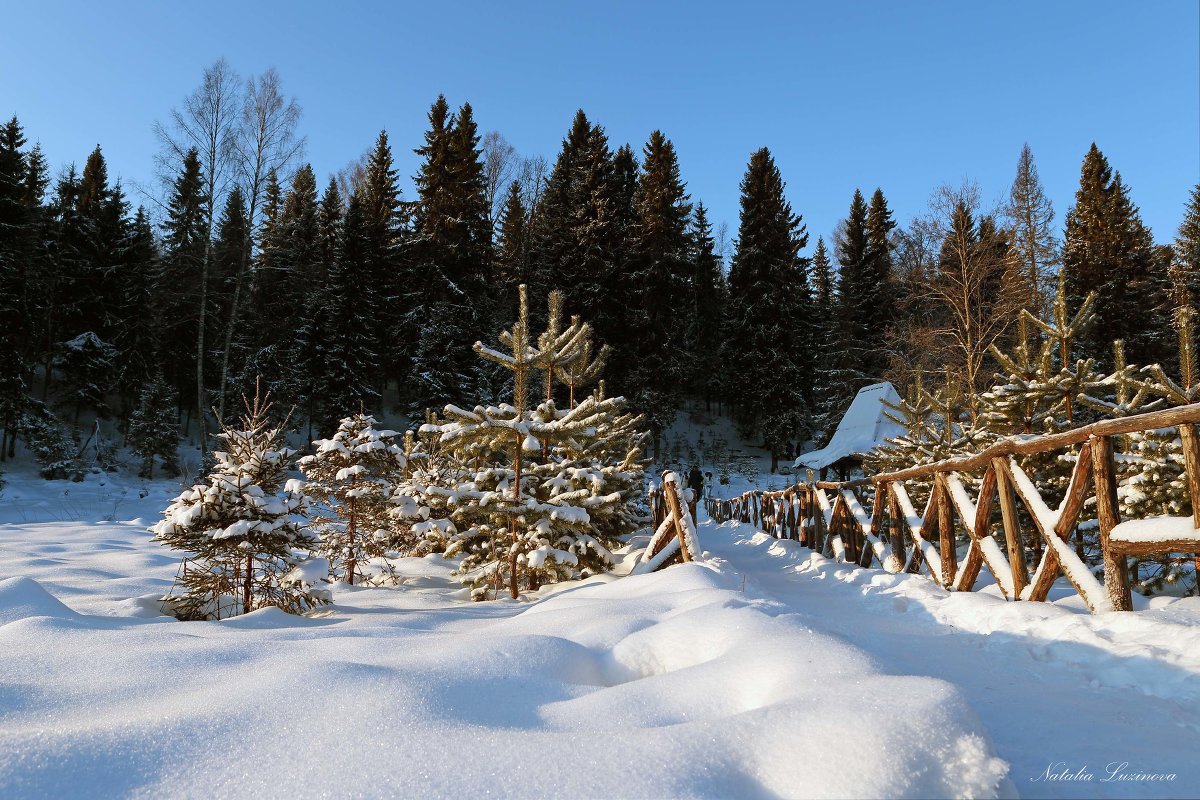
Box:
left=153, top=385, right=328, bottom=620
left=300, top=414, right=407, bottom=585
left=414, top=286, right=647, bottom=599
left=725, top=148, right=814, bottom=471
left=128, top=370, right=180, bottom=478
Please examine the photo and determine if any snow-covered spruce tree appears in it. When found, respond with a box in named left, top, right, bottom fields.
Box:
left=127, top=370, right=179, bottom=479
left=153, top=386, right=328, bottom=620
left=420, top=286, right=647, bottom=599
left=299, top=414, right=407, bottom=585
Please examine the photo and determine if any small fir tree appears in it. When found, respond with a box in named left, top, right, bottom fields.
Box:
left=127, top=371, right=179, bottom=478
left=152, top=385, right=327, bottom=620
left=300, top=414, right=408, bottom=585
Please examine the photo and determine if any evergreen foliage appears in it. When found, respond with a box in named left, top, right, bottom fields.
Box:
left=153, top=386, right=327, bottom=620
left=408, top=287, right=647, bottom=599
left=1063, top=144, right=1170, bottom=369
left=127, top=371, right=180, bottom=478
left=627, top=131, right=692, bottom=448
left=300, top=414, right=407, bottom=585
left=683, top=202, right=726, bottom=407
left=724, top=148, right=814, bottom=470
left=157, top=148, right=208, bottom=409
left=1004, top=144, right=1057, bottom=317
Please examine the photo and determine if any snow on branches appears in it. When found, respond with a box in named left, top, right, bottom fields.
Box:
left=417, top=286, right=648, bottom=600
left=153, top=384, right=329, bottom=620
left=300, top=414, right=408, bottom=585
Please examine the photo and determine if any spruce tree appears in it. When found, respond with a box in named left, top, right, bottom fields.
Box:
left=863, top=188, right=897, bottom=375
left=1173, top=185, right=1200, bottom=315
left=157, top=149, right=208, bottom=418
left=294, top=177, right=345, bottom=437
left=685, top=202, right=727, bottom=409
left=360, top=131, right=406, bottom=396
left=1063, top=144, right=1168, bottom=368
left=0, top=117, right=33, bottom=460
left=318, top=192, right=380, bottom=427
left=153, top=385, right=327, bottom=620
left=108, top=207, right=159, bottom=425
left=248, top=166, right=318, bottom=398
left=809, top=236, right=840, bottom=441
left=300, top=414, right=407, bottom=585
left=409, top=98, right=495, bottom=408
left=128, top=370, right=180, bottom=478
left=210, top=189, right=249, bottom=407
left=832, top=189, right=872, bottom=409
left=725, top=148, right=814, bottom=471
left=494, top=180, right=528, bottom=316
left=528, top=110, right=593, bottom=295
left=627, top=130, right=692, bottom=448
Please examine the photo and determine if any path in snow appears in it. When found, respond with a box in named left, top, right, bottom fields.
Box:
left=698, top=513, right=1200, bottom=799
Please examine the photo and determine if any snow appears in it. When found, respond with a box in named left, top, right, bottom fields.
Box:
left=795, top=382, right=906, bottom=471
left=1006, top=460, right=1112, bottom=612
left=944, top=474, right=1017, bottom=598
left=1111, top=516, right=1200, bottom=545
left=2, top=469, right=1198, bottom=797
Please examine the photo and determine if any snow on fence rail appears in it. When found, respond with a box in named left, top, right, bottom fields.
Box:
left=634, top=471, right=701, bottom=573
left=705, top=403, right=1200, bottom=613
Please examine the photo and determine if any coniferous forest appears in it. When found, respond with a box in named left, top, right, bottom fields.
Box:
left=4, top=7, right=1200, bottom=797
left=1, top=59, right=1199, bottom=488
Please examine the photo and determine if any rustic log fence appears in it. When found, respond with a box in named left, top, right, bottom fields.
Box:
left=704, top=403, right=1200, bottom=613
left=633, top=471, right=702, bottom=574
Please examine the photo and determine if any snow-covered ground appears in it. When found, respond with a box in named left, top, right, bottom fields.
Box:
left=1, top=469, right=1197, bottom=798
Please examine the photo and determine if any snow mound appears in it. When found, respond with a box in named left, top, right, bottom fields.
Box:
left=0, top=577, right=81, bottom=626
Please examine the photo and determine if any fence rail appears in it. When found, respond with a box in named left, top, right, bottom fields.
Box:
left=704, top=403, right=1200, bottom=613
left=634, top=471, right=701, bottom=574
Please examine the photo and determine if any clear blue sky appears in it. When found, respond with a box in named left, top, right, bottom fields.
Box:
left=2, top=0, right=1197, bottom=249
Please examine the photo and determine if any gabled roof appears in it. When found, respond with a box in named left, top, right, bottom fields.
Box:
left=794, top=382, right=904, bottom=471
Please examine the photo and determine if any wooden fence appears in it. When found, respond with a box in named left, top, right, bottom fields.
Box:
left=633, top=471, right=701, bottom=574
left=705, top=404, right=1200, bottom=613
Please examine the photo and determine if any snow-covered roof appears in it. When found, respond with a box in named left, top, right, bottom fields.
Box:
left=794, top=382, right=905, bottom=471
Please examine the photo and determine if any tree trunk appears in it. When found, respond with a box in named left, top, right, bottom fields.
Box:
left=243, top=553, right=253, bottom=615
left=197, top=247, right=210, bottom=448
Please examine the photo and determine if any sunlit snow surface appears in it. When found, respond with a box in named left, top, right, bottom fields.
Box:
left=1, top=471, right=1198, bottom=798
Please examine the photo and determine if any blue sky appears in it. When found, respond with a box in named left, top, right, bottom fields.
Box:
left=2, top=0, right=1197, bottom=249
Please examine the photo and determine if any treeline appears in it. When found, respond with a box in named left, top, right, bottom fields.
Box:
left=1, top=57, right=1199, bottom=479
